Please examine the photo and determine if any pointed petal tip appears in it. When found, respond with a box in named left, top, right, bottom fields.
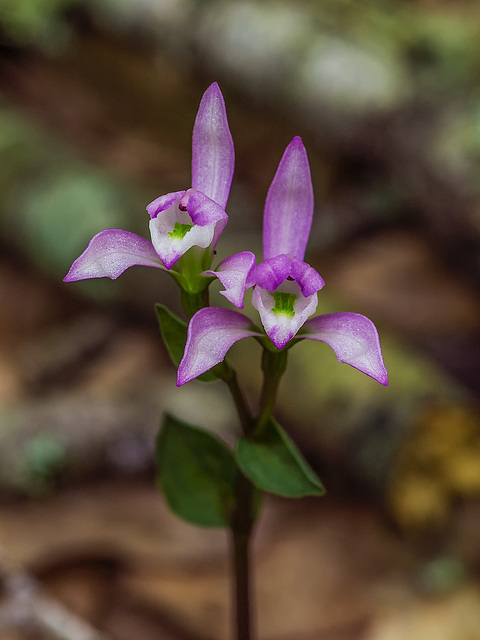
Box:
left=204, top=81, right=221, bottom=97
left=287, top=136, right=309, bottom=162
left=176, top=371, right=187, bottom=387
left=289, top=135, right=305, bottom=149
left=378, top=368, right=389, bottom=386
left=350, top=360, right=388, bottom=386
left=270, top=335, right=293, bottom=351
left=63, top=270, right=75, bottom=283
left=62, top=269, right=111, bottom=283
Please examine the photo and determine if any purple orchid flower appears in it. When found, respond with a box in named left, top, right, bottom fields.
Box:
left=64, top=82, right=234, bottom=281
left=178, top=137, right=388, bottom=386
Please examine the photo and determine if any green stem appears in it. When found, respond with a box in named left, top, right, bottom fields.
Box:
left=219, top=346, right=288, bottom=640
left=181, top=288, right=209, bottom=319
left=230, top=471, right=256, bottom=640
left=221, top=347, right=289, bottom=640
left=254, top=348, right=288, bottom=438
left=221, top=363, right=254, bottom=436
left=224, top=347, right=288, bottom=640
left=221, top=366, right=256, bottom=640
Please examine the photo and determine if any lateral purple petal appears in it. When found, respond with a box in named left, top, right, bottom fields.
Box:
left=252, top=254, right=291, bottom=290
left=185, top=189, right=228, bottom=248
left=191, top=82, right=235, bottom=210
left=146, top=191, right=185, bottom=219
left=290, top=257, right=325, bottom=296
left=301, top=312, right=388, bottom=385
left=204, top=251, right=256, bottom=308
left=186, top=189, right=228, bottom=226
left=63, top=229, right=163, bottom=281
left=177, top=307, right=260, bottom=385
left=263, top=136, right=314, bottom=261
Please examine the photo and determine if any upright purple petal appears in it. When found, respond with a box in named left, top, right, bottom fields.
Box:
left=263, top=137, right=313, bottom=261
left=64, top=229, right=164, bottom=281
left=177, top=307, right=260, bottom=385
left=191, top=83, right=235, bottom=210
left=204, top=251, right=256, bottom=308
left=301, top=313, right=388, bottom=385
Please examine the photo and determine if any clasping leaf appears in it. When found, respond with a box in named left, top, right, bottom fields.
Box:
left=236, top=418, right=325, bottom=498
left=156, top=414, right=237, bottom=527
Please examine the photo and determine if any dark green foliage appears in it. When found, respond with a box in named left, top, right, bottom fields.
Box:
left=156, top=414, right=237, bottom=527
left=236, top=418, right=325, bottom=498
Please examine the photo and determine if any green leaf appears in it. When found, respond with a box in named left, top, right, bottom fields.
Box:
left=236, top=418, right=325, bottom=498
left=155, top=303, right=217, bottom=382
left=156, top=414, right=237, bottom=527
left=155, top=303, right=188, bottom=366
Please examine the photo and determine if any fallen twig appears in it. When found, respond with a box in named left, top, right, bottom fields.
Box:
left=0, top=550, right=110, bottom=640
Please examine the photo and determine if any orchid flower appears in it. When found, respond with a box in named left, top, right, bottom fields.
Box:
left=64, top=82, right=234, bottom=281
left=178, top=137, right=388, bottom=386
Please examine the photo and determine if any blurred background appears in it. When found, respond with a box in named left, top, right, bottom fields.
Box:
left=1, top=0, right=480, bottom=638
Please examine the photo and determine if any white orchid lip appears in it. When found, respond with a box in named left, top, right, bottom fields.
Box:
left=148, top=189, right=228, bottom=270
left=252, top=279, right=319, bottom=350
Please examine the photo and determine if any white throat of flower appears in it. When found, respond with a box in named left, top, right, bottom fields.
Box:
left=149, top=199, right=215, bottom=269
left=253, top=279, right=318, bottom=349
